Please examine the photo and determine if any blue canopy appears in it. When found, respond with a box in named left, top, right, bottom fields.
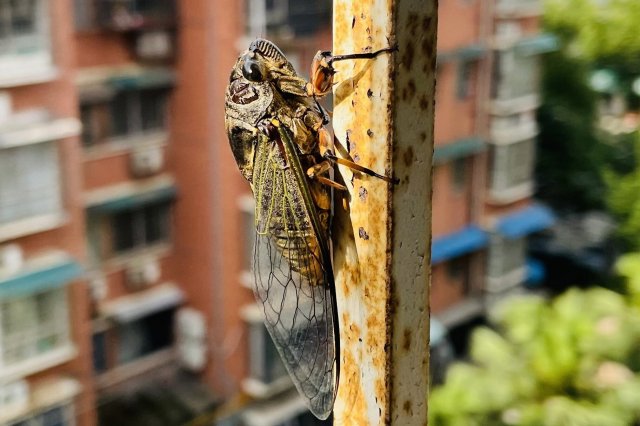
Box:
left=0, top=255, right=82, bottom=298
left=525, top=257, right=546, bottom=287
left=496, top=204, right=555, bottom=239
left=432, top=225, right=489, bottom=264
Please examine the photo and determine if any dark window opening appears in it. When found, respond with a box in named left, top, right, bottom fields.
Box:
left=110, top=201, right=171, bottom=254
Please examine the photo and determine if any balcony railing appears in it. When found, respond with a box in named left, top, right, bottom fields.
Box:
left=97, top=0, right=176, bottom=31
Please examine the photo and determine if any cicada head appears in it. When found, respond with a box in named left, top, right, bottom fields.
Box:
left=310, top=51, right=335, bottom=98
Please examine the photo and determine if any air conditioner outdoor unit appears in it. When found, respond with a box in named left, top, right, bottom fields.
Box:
left=130, top=145, right=164, bottom=178
left=89, top=274, right=109, bottom=302
left=136, top=31, right=173, bottom=60
left=0, top=380, right=29, bottom=414
left=176, top=308, right=207, bottom=372
left=0, top=244, right=23, bottom=275
left=125, top=257, right=161, bottom=290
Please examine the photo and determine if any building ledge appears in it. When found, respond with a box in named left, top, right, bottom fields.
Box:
left=241, top=389, right=308, bottom=426
left=0, top=116, right=81, bottom=149
left=488, top=181, right=534, bottom=205
left=490, top=94, right=540, bottom=116
left=0, top=66, right=58, bottom=89
left=0, top=345, right=77, bottom=383
left=99, top=282, right=184, bottom=323
left=490, top=122, right=538, bottom=145
left=83, top=131, right=168, bottom=160
left=241, top=375, right=295, bottom=401
left=486, top=266, right=527, bottom=293
left=434, top=296, right=484, bottom=328
left=0, top=212, right=68, bottom=243
left=496, top=2, right=542, bottom=19
left=96, top=348, right=176, bottom=391
left=0, top=377, right=81, bottom=425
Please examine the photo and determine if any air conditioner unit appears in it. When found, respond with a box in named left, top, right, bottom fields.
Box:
left=136, top=31, right=173, bottom=60
left=130, top=145, right=164, bottom=178
left=176, top=308, right=207, bottom=372
left=0, top=244, right=23, bottom=275
left=125, top=257, right=161, bottom=290
left=0, top=380, right=29, bottom=414
left=89, top=274, right=109, bottom=302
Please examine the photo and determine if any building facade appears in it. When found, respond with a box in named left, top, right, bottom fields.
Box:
left=431, top=0, right=556, bottom=335
left=0, top=0, right=556, bottom=425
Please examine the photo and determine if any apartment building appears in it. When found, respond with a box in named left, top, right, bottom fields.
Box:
left=0, top=1, right=557, bottom=425
left=0, top=1, right=91, bottom=425
left=431, top=0, right=557, bottom=334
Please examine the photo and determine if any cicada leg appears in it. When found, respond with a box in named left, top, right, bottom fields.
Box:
left=318, top=128, right=398, bottom=184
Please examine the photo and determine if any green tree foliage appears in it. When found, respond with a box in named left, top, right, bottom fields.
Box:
left=605, top=133, right=640, bottom=250
left=535, top=50, right=607, bottom=211
left=537, top=0, right=640, bottom=211
left=429, top=256, right=640, bottom=426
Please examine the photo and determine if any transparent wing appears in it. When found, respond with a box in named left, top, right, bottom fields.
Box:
left=251, top=144, right=338, bottom=420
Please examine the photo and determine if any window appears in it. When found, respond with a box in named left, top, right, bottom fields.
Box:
left=7, top=403, right=74, bottom=426
left=93, top=308, right=175, bottom=372
left=246, top=0, right=331, bottom=38
left=247, top=321, right=288, bottom=385
left=0, top=142, right=63, bottom=226
left=0, top=0, right=42, bottom=53
left=493, top=50, right=540, bottom=101
left=487, top=236, right=526, bottom=278
left=490, top=138, right=535, bottom=192
left=0, top=0, right=52, bottom=80
left=116, top=309, right=174, bottom=364
left=0, top=288, right=70, bottom=368
left=456, top=60, right=474, bottom=99
left=95, top=0, right=176, bottom=31
left=451, top=158, right=467, bottom=192
left=110, top=201, right=171, bottom=254
left=81, top=88, right=169, bottom=146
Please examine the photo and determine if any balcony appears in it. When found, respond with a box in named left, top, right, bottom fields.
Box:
left=97, top=0, right=176, bottom=31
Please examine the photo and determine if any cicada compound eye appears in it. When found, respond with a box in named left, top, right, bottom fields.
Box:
left=242, top=55, right=266, bottom=82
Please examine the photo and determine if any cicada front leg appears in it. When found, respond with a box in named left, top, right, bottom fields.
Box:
left=308, top=45, right=398, bottom=98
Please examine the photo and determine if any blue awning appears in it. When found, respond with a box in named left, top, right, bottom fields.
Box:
left=87, top=185, right=177, bottom=214
left=525, top=257, right=545, bottom=287
left=432, top=225, right=489, bottom=264
left=0, top=254, right=82, bottom=298
left=515, top=33, right=559, bottom=56
left=434, top=137, right=486, bottom=164
left=496, top=204, right=555, bottom=239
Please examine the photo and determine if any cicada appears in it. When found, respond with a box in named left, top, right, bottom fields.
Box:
left=225, top=38, right=394, bottom=419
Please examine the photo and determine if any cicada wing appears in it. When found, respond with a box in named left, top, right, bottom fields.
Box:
left=251, top=158, right=338, bottom=420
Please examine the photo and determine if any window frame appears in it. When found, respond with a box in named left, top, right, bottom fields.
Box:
left=0, top=287, right=71, bottom=370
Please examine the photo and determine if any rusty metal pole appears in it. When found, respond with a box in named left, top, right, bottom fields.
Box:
left=332, top=0, right=436, bottom=425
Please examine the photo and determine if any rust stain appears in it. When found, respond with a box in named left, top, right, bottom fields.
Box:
left=402, top=328, right=412, bottom=351
left=336, top=312, right=368, bottom=426
left=358, top=227, right=370, bottom=240
left=403, top=399, right=413, bottom=415
left=403, top=146, right=414, bottom=167
left=358, top=186, right=368, bottom=201
left=401, top=41, right=415, bottom=69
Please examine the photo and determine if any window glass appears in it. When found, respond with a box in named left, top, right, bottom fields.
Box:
left=0, top=288, right=69, bottom=367
left=0, top=142, right=62, bottom=225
